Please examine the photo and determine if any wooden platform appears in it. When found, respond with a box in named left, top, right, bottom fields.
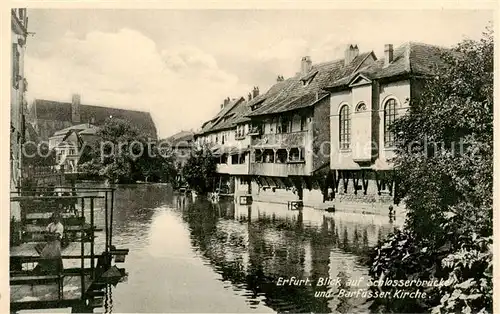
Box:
left=11, top=195, right=104, bottom=201
left=10, top=274, right=91, bottom=303
left=11, top=240, right=106, bottom=270
left=10, top=188, right=118, bottom=312
left=17, top=307, right=72, bottom=313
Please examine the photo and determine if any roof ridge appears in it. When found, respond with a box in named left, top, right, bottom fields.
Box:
left=34, top=98, right=152, bottom=115
left=407, top=41, right=450, bottom=50
left=311, top=51, right=372, bottom=69
left=211, top=97, right=244, bottom=127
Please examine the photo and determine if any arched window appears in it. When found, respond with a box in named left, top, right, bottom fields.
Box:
left=384, top=98, right=397, bottom=147
left=339, top=105, right=350, bottom=149
left=355, top=102, right=367, bottom=112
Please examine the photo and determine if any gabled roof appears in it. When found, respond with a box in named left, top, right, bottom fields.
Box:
left=326, top=42, right=448, bottom=89
left=56, top=130, right=85, bottom=148
left=199, top=97, right=247, bottom=134
left=32, top=99, right=157, bottom=139
left=165, top=130, right=194, bottom=147
left=208, top=98, right=250, bottom=132
left=247, top=51, right=375, bottom=117
left=53, top=123, right=96, bottom=136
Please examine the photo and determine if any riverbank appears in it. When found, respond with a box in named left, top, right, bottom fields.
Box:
left=234, top=186, right=406, bottom=219
left=252, top=197, right=406, bottom=219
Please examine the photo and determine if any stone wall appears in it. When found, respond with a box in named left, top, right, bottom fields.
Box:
left=232, top=177, right=405, bottom=218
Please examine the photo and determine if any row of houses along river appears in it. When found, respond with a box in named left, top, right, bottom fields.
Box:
left=10, top=8, right=440, bottom=313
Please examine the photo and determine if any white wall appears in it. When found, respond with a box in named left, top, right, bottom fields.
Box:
left=330, top=79, right=411, bottom=170
left=374, top=80, right=411, bottom=170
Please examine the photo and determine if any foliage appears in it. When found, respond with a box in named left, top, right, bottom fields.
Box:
left=80, top=118, right=176, bottom=183
left=136, top=144, right=178, bottom=182
left=434, top=235, right=493, bottom=314
left=181, top=146, right=217, bottom=194
left=368, top=28, right=493, bottom=313
left=22, top=141, right=56, bottom=167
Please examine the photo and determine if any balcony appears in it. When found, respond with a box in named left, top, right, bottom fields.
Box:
left=247, top=127, right=262, bottom=137
left=252, top=131, right=307, bottom=148
left=250, top=162, right=308, bottom=177
left=216, top=163, right=249, bottom=175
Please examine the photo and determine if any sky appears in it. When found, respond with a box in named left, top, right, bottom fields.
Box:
left=24, top=9, right=493, bottom=138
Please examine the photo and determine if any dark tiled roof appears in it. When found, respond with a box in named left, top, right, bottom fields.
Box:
left=199, top=97, right=247, bottom=134
left=327, top=42, right=448, bottom=89
left=53, top=123, right=95, bottom=136
left=208, top=98, right=250, bottom=132
left=165, top=130, right=194, bottom=147
left=247, top=52, right=375, bottom=117
left=32, top=99, right=157, bottom=139
left=199, top=98, right=243, bottom=134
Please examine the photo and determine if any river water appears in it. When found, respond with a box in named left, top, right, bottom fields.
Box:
left=95, top=184, right=401, bottom=313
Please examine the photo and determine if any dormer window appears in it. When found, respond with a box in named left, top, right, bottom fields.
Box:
left=300, top=70, right=318, bottom=87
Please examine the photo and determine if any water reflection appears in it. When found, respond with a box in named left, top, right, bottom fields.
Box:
left=97, top=185, right=397, bottom=313
left=175, top=194, right=397, bottom=313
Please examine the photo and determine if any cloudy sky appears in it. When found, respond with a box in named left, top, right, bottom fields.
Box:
left=24, top=9, right=492, bottom=138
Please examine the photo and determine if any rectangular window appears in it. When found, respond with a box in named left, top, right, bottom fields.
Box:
left=300, top=115, right=307, bottom=131
left=239, top=153, right=246, bottom=164
left=255, top=150, right=263, bottom=163
left=280, top=116, right=291, bottom=133
left=288, top=147, right=305, bottom=162
left=264, top=150, right=274, bottom=163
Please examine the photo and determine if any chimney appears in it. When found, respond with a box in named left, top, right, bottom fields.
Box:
left=252, top=86, right=259, bottom=98
left=248, top=92, right=252, bottom=101
left=344, top=44, right=359, bottom=66
left=301, top=56, right=312, bottom=75
left=277, top=75, right=284, bottom=82
left=384, top=44, right=394, bottom=66
left=71, top=94, right=81, bottom=123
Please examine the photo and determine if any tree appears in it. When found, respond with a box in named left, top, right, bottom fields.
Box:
left=80, top=118, right=175, bottom=184
left=369, top=29, right=493, bottom=313
left=182, top=146, right=217, bottom=194
left=22, top=141, right=56, bottom=168
left=136, top=144, right=178, bottom=182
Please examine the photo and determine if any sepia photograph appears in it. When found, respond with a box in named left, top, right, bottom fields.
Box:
left=7, top=5, right=495, bottom=313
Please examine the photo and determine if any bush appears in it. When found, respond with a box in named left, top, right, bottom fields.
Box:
left=368, top=28, right=493, bottom=313
left=182, top=146, right=218, bottom=195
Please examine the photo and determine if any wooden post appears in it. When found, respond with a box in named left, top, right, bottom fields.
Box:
left=331, top=170, right=336, bottom=199
left=375, top=171, right=382, bottom=195
left=247, top=177, right=252, bottom=194
left=80, top=196, right=85, bottom=300
left=353, top=171, right=360, bottom=195
left=104, top=191, right=108, bottom=254
left=342, top=171, right=349, bottom=193
left=293, top=177, right=303, bottom=201
left=109, top=190, right=114, bottom=250
left=90, top=197, right=95, bottom=280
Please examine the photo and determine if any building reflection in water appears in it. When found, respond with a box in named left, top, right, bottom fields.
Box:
left=175, top=195, right=397, bottom=313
